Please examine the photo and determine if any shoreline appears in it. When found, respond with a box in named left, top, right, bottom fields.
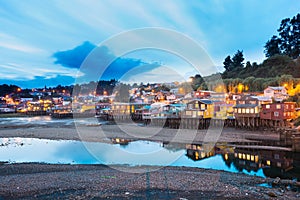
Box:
left=1, top=122, right=299, bottom=199
left=0, top=122, right=282, bottom=144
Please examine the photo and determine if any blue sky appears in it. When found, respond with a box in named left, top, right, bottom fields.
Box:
left=0, top=0, right=299, bottom=88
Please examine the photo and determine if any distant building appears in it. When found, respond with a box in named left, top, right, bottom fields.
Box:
left=264, top=86, right=288, bottom=102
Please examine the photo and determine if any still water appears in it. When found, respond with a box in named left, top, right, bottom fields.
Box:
left=1, top=137, right=300, bottom=179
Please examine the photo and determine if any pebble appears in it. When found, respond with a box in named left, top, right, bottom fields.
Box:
left=268, top=191, right=277, bottom=197
left=273, top=177, right=280, bottom=185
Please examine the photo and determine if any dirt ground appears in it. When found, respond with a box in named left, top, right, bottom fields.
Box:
left=0, top=163, right=299, bottom=199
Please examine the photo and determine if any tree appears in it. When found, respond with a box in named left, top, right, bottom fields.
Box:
left=114, top=83, right=130, bottom=102
left=232, top=50, right=244, bottom=69
left=276, top=13, right=300, bottom=58
left=223, top=56, right=233, bottom=71
left=264, top=35, right=281, bottom=57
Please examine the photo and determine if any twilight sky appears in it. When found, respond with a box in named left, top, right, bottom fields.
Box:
left=0, top=0, right=299, bottom=88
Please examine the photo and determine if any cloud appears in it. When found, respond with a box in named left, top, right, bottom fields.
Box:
left=52, top=41, right=161, bottom=81
left=0, top=32, right=45, bottom=53
left=0, top=75, right=76, bottom=89
left=53, top=41, right=97, bottom=69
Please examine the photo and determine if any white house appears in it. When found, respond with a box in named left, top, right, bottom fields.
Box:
left=264, top=86, right=288, bottom=102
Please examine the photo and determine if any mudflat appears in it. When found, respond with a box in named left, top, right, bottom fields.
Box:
left=0, top=120, right=299, bottom=199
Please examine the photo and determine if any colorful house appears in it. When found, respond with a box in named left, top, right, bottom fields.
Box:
left=214, top=102, right=234, bottom=119
left=264, top=86, right=288, bottom=102
left=233, top=95, right=260, bottom=118
left=182, top=99, right=213, bottom=118
left=260, top=102, right=296, bottom=121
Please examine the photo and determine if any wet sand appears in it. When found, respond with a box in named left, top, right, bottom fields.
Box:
left=0, top=120, right=299, bottom=199
left=0, top=121, right=281, bottom=144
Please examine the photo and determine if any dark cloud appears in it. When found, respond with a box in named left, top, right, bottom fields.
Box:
left=52, top=41, right=161, bottom=81
left=53, top=41, right=97, bottom=69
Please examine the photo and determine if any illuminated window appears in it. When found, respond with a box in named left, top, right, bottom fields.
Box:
left=246, top=154, right=250, bottom=160
left=242, top=109, right=245, bottom=114
left=266, top=105, right=270, bottom=109
left=255, top=155, right=259, bottom=163
left=274, top=112, right=279, bottom=117
left=195, top=103, right=199, bottom=109
left=251, top=155, right=254, bottom=161
left=246, top=108, right=250, bottom=113
left=276, top=104, right=281, bottom=109
left=238, top=108, right=241, bottom=113
left=224, top=154, right=228, bottom=160
left=277, top=162, right=281, bottom=167
left=242, top=154, right=246, bottom=159
left=266, top=160, right=271, bottom=166
left=201, top=104, right=205, bottom=110
left=250, top=109, right=254, bottom=114
left=238, top=153, right=242, bottom=159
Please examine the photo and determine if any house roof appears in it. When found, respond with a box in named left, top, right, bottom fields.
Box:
left=233, top=104, right=258, bottom=108
left=188, top=99, right=213, bottom=105
left=267, top=86, right=285, bottom=90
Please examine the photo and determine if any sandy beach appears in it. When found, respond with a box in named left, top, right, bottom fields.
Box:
left=0, top=119, right=299, bottom=199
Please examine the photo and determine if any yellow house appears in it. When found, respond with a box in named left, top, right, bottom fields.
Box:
left=214, top=103, right=234, bottom=119
left=182, top=99, right=213, bottom=118
left=296, top=108, right=300, bottom=117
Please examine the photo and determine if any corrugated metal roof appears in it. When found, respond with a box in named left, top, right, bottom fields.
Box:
left=233, top=104, right=258, bottom=108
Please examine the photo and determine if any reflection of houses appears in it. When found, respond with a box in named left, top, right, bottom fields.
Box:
left=233, top=148, right=261, bottom=172
left=264, top=86, right=288, bottom=102
left=111, top=138, right=132, bottom=145
left=182, top=99, right=213, bottom=118
left=232, top=147, right=295, bottom=177
left=185, top=144, right=215, bottom=161
left=260, top=150, right=293, bottom=172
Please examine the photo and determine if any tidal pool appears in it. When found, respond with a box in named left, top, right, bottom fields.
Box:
left=0, top=137, right=299, bottom=179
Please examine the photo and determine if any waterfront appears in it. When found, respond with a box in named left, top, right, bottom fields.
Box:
left=1, top=116, right=300, bottom=199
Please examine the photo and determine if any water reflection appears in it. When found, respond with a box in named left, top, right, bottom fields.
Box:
left=0, top=137, right=299, bottom=180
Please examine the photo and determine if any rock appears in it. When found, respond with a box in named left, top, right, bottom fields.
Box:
left=268, top=191, right=277, bottom=197
left=273, top=177, right=280, bottom=185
